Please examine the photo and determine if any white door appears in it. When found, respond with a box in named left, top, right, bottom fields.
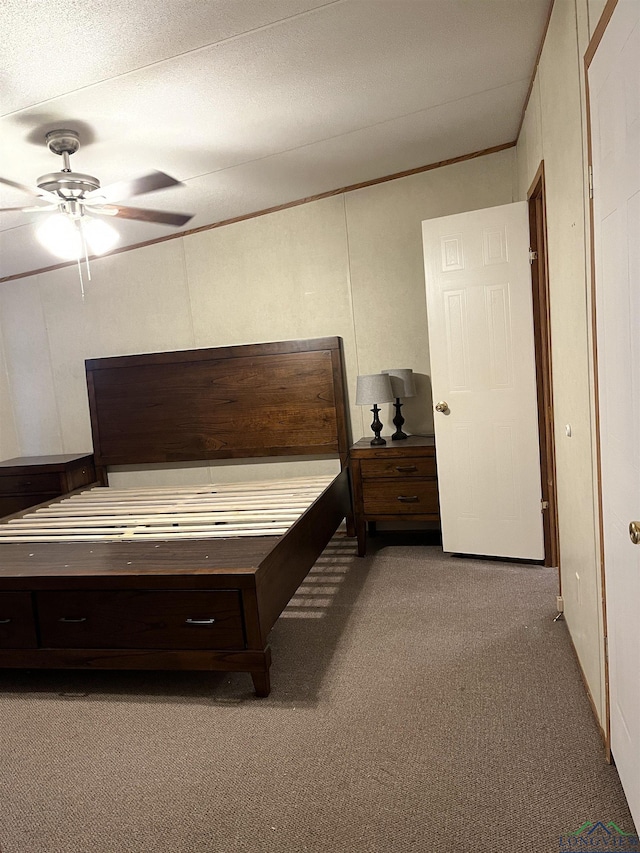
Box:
left=589, top=0, right=640, bottom=827
left=422, top=202, right=544, bottom=560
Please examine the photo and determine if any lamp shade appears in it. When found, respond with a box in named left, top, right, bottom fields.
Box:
left=382, top=368, right=416, bottom=398
left=355, top=373, right=394, bottom=405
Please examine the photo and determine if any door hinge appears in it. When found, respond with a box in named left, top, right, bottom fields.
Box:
left=541, top=500, right=549, bottom=510
left=588, top=165, right=594, bottom=199
left=529, top=249, right=538, bottom=264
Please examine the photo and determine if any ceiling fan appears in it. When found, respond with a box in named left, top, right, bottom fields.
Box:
left=0, top=129, right=194, bottom=264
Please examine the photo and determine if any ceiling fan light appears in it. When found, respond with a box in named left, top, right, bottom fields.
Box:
left=36, top=214, right=82, bottom=260
left=82, top=217, right=119, bottom=255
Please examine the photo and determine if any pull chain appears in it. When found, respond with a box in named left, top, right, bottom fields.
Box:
left=75, top=218, right=92, bottom=301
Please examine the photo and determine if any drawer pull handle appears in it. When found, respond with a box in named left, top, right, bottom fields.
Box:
left=185, top=617, right=216, bottom=625
left=0, top=618, right=11, bottom=624
left=395, top=465, right=418, bottom=473
left=59, top=617, right=87, bottom=623
left=397, top=495, right=419, bottom=503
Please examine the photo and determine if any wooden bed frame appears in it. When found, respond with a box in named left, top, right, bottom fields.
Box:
left=0, top=337, right=352, bottom=696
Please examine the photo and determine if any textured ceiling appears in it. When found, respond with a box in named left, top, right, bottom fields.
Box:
left=0, top=0, right=550, bottom=280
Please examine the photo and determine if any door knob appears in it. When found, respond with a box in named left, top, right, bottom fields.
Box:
left=435, top=401, right=449, bottom=413
left=630, top=521, right=640, bottom=545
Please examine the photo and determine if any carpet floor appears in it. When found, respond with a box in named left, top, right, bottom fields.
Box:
left=0, top=534, right=635, bottom=852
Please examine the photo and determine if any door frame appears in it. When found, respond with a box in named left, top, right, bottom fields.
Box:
left=527, top=162, right=560, bottom=570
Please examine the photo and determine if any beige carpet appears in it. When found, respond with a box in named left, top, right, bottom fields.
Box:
left=0, top=534, right=635, bottom=852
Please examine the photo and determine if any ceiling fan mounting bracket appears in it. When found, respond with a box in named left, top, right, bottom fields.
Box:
left=45, top=129, right=81, bottom=157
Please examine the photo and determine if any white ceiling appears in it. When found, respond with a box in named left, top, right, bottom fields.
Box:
left=0, top=0, right=550, bottom=281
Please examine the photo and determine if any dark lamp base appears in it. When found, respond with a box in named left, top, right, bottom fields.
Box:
left=391, top=398, right=408, bottom=440
left=368, top=404, right=386, bottom=445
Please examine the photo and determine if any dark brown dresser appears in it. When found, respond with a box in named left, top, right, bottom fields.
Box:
left=0, top=454, right=96, bottom=519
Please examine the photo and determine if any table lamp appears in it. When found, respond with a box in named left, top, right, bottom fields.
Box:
left=382, top=368, right=416, bottom=440
left=356, top=373, right=395, bottom=445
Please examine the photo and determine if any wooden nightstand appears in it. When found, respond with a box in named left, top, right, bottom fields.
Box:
left=349, top=435, right=440, bottom=556
left=0, top=453, right=97, bottom=519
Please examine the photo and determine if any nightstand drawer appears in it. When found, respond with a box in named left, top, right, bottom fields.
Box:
left=0, top=592, right=38, bottom=648
left=36, top=590, right=245, bottom=650
left=360, top=456, right=436, bottom=479
left=361, top=478, right=439, bottom=514
left=0, top=473, right=61, bottom=494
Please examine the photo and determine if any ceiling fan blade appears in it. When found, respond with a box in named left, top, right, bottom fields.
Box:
left=0, top=176, right=60, bottom=204
left=0, top=204, right=58, bottom=213
left=92, top=204, right=193, bottom=227
left=85, top=171, right=182, bottom=204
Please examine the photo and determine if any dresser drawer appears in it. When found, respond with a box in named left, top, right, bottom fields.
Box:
left=0, top=473, right=61, bottom=495
left=0, top=592, right=38, bottom=648
left=360, top=456, right=436, bottom=479
left=36, top=590, right=245, bottom=650
left=361, top=478, right=439, bottom=515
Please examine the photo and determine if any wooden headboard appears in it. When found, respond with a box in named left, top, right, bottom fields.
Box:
left=85, top=337, right=351, bottom=475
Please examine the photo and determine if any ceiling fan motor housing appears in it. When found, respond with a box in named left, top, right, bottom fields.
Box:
left=36, top=171, right=101, bottom=197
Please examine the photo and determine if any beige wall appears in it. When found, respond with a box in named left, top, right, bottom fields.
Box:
left=0, top=323, right=19, bottom=460
left=588, top=0, right=609, bottom=34
left=0, top=147, right=514, bottom=488
left=516, top=0, right=606, bottom=724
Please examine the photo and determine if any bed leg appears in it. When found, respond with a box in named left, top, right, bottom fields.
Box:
left=345, top=509, right=356, bottom=538
left=251, top=669, right=271, bottom=697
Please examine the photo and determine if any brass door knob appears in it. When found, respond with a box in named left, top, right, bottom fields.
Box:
left=629, top=521, right=640, bottom=545
left=435, top=401, right=449, bottom=413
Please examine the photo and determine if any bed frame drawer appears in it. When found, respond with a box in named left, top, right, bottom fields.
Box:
left=36, top=590, right=245, bottom=650
left=0, top=592, right=38, bottom=648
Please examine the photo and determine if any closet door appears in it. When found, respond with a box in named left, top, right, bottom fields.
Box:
left=589, top=0, right=640, bottom=827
